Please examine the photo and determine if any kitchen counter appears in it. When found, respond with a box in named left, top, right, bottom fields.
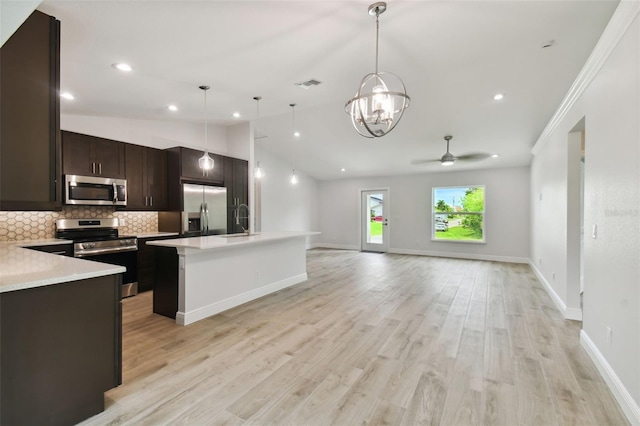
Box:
left=0, top=242, right=125, bottom=293
left=136, top=231, right=179, bottom=239
left=148, top=231, right=319, bottom=325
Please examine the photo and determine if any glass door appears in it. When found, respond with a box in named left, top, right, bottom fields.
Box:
left=361, top=189, right=388, bottom=252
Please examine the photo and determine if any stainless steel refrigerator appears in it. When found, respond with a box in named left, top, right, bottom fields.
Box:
left=183, top=183, right=227, bottom=235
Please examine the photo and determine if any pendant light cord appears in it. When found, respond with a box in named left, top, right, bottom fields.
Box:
left=204, top=89, right=208, bottom=150
left=375, top=12, right=380, bottom=75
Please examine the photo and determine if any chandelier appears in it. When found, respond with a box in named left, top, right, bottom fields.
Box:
left=345, top=2, right=410, bottom=138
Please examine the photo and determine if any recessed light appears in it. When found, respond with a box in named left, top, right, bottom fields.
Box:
left=167, top=105, right=178, bottom=112
left=112, top=63, right=132, bottom=72
left=340, top=168, right=346, bottom=172
left=491, top=154, right=500, bottom=158
left=233, top=112, right=240, bottom=118
left=60, top=92, right=74, bottom=100
left=493, top=93, right=504, bottom=101
left=294, top=131, right=300, bottom=138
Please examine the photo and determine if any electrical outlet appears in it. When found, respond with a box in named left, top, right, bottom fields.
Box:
left=119, top=218, right=126, bottom=226
left=592, top=224, right=598, bottom=239
left=179, top=257, right=185, bottom=270
left=607, top=326, right=612, bottom=343
left=539, top=258, right=543, bottom=266
left=552, top=272, right=556, bottom=281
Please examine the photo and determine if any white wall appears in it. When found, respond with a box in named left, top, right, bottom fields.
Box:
left=530, top=4, right=640, bottom=421
left=61, top=114, right=228, bottom=154
left=255, top=145, right=320, bottom=247
left=227, top=122, right=250, bottom=161
left=318, top=167, right=530, bottom=262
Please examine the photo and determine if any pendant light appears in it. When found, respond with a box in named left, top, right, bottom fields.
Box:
left=345, top=2, right=410, bottom=138
left=253, top=96, right=264, bottom=179
left=290, top=103, right=298, bottom=185
left=198, top=85, right=214, bottom=171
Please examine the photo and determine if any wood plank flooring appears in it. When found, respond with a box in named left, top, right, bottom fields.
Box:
left=80, top=249, right=628, bottom=425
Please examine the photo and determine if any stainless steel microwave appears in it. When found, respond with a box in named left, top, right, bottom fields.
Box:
left=65, top=175, right=127, bottom=206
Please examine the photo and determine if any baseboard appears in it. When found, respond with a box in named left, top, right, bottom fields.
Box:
left=312, top=243, right=360, bottom=251
left=580, top=330, right=640, bottom=425
left=176, top=273, right=308, bottom=326
left=527, top=260, right=583, bottom=321
left=389, top=248, right=529, bottom=264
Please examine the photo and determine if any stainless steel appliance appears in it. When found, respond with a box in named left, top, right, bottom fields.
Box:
left=65, top=175, right=127, bottom=206
left=182, top=183, right=227, bottom=236
left=55, top=218, right=138, bottom=297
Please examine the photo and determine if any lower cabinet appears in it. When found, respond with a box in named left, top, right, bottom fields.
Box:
left=25, top=242, right=73, bottom=257
left=137, top=235, right=179, bottom=293
left=0, top=274, right=122, bottom=425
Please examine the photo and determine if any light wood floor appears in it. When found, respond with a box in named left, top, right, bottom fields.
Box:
left=81, top=249, right=628, bottom=425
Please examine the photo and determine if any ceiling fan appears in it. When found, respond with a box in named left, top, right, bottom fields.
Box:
left=412, top=135, right=491, bottom=167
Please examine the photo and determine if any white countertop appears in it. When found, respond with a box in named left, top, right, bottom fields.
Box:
left=147, top=231, right=320, bottom=251
left=0, top=242, right=125, bottom=293
left=136, top=232, right=180, bottom=239
left=14, top=238, right=73, bottom=247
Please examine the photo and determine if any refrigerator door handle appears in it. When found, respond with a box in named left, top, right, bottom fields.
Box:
left=199, top=203, right=205, bottom=233
left=204, top=203, right=210, bottom=234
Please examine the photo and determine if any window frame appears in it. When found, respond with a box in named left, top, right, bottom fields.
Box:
left=431, top=185, right=486, bottom=244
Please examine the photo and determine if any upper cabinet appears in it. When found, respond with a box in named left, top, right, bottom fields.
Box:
left=178, top=147, right=225, bottom=184
left=0, top=11, right=61, bottom=211
left=124, top=144, right=167, bottom=211
left=62, top=131, right=125, bottom=179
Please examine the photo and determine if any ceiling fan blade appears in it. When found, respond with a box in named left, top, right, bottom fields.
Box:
left=455, top=153, right=491, bottom=161
left=411, top=159, right=441, bottom=165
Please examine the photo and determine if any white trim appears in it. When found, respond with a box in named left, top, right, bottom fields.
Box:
left=532, top=1, right=640, bottom=156
left=580, top=330, right=640, bottom=425
left=359, top=188, right=391, bottom=253
left=389, top=248, right=527, bottom=264
left=528, top=259, right=583, bottom=321
left=312, top=243, right=360, bottom=251
left=176, top=273, right=307, bottom=326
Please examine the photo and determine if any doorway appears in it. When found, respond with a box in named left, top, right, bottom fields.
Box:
left=361, top=189, right=389, bottom=252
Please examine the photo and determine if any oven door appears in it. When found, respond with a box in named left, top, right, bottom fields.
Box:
left=79, top=251, right=138, bottom=298
left=65, top=175, right=127, bottom=206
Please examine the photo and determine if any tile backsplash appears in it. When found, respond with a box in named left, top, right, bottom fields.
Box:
left=0, top=206, right=157, bottom=241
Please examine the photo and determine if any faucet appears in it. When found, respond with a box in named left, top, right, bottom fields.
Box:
left=234, top=203, right=250, bottom=233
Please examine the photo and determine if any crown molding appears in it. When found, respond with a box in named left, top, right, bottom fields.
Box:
left=531, top=1, right=640, bottom=156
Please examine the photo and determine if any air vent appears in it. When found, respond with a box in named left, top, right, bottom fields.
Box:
left=295, top=78, right=323, bottom=89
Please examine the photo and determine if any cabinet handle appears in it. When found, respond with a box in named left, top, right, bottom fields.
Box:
left=150, top=196, right=153, bottom=207
left=92, top=162, right=96, bottom=174
left=99, top=163, right=102, bottom=174
left=144, top=196, right=148, bottom=206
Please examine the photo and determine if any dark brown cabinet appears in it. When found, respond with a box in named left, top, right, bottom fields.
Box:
left=124, top=144, right=167, bottom=210
left=178, top=147, right=225, bottom=184
left=225, top=157, right=249, bottom=233
left=26, top=242, right=73, bottom=257
left=0, top=10, right=61, bottom=211
left=1, top=274, right=121, bottom=425
left=62, top=131, right=126, bottom=179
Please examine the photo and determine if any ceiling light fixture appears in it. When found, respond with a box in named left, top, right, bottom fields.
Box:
left=233, top=112, right=241, bottom=118
left=60, top=92, right=74, bottom=100
left=290, top=103, right=299, bottom=185
left=493, top=93, right=504, bottom=101
left=253, top=96, right=264, bottom=179
left=341, top=168, right=346, bottom=172
left=168, top=104, right=178, bottom=111
left=491, top=154, right=500, bottom=158
left=112, top=63, right=132, bottom=72
left=345, top=2, right=410, bottom=138
left=198, top=85, right=214, bottom=172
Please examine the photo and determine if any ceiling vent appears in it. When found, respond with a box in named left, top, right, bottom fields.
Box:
left=295, top=78, right=322, bottom=89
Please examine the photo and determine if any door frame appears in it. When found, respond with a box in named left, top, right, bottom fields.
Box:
left=359, top=188, right=390, bottom=252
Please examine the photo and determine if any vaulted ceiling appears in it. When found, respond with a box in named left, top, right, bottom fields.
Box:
left=39, top=0, right=618, bottom=180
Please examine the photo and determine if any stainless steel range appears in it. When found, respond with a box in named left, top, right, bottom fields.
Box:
left=55, top=218, right=138, bottom=297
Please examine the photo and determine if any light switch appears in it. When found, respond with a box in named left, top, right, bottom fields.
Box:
left=592, top=224, right=597, bottom=239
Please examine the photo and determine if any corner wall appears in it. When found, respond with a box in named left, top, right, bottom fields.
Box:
left=530, top=3, right=640, bottom=421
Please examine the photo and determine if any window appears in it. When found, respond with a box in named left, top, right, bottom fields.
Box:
left=432, top=185, right=485, bottom=242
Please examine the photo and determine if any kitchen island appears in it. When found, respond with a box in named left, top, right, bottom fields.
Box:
left=0, top=241, right=124, bottom=425
left=147, top=231, right=319, bottom=325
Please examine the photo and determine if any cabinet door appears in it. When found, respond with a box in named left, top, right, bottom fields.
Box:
left=124, top=144, right=146, bottom=209
left=181, top=147, right=224, bottom=183
left=62, top=131, right=94, bottom=176
left=0, top=11, right=61, bottom=211
left=94, top=137, right=125, bottom=178
left=146, top=148, right=167, bottom=210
